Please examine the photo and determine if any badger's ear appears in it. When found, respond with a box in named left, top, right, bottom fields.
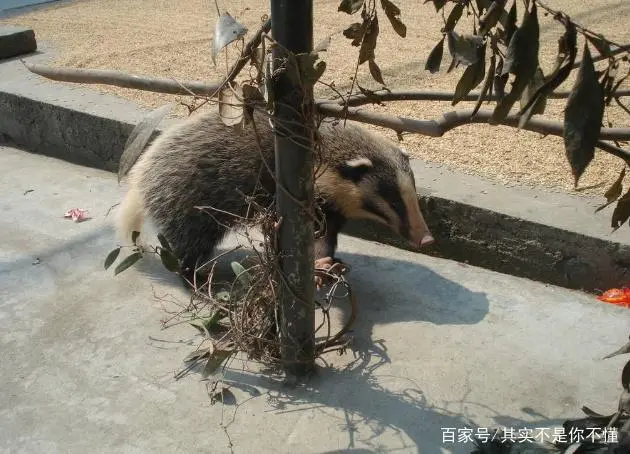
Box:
left=339, top=157, right=373, bottom=182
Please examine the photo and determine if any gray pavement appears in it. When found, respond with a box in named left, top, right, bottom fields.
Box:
left=1, top=145, right=629, bottom=454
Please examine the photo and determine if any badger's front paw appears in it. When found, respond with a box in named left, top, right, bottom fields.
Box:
left=314, top=256, right=349, bottom=289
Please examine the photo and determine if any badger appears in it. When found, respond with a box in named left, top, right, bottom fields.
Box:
left=116, top=107, right=435, bottom=279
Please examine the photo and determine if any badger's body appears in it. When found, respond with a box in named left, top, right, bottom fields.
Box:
left=117, top=108, right=434, bottom=276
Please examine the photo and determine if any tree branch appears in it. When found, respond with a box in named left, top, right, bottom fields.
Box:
left=23, top=18, right=271, bottom=97
left=335, top=88, right=630, bottom=107
left=316, top=102, right=630, bottom=160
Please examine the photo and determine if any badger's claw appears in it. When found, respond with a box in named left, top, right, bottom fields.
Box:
left=314, top=256, right=349, bottom=289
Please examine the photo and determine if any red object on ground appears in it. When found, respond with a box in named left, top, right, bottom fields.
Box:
left=597, top=288, right=630, bottom=308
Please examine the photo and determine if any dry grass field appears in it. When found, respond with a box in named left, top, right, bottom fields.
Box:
left=2, top=0, right=630, bottom=196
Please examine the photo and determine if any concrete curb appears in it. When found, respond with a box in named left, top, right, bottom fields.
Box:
left=1, top=54, right=628, bottom=293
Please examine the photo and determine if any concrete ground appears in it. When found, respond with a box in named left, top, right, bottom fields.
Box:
left=0, top=145, right=629, bottom=454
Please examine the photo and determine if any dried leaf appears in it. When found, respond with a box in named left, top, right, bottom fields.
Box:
left=338, top=0, right=364, bottom=14
left=218, top=83, right=244, bottom=127
left=211, top=387, right=237, bottom=405
left=314, top=35, right=332, bottom=52
left=611, top=187, right=630, bottom=231
left=104, top=248, right=121, bottom=270
left=211, top=13, right=248, bottom=64
left=381, top=0, right=406, bottom=38
left=491, top=3, right=539, bottom=124
left=359, top=14, right=379, bottom=65
left=564, top=44, right=605, bottom=187
left=114, top=252, right=142, bottom=276
left=118, top=103, right=175, bottom=182
left=295, top=52, right=327, bottom=86
left=453, top=42, right=487, bottom=106
left=366, top=59, right=383, bottom=85
left=447, top=31, right=484, bottom=67
left=183, top=348, right=210, bottom=363
left=131, top=230, right=141, bottom=245
left=425, top=36, right=445, bottom=73
left=472, top=52, right=496, bottom=117
left=595, top=166, right=626, bottom=212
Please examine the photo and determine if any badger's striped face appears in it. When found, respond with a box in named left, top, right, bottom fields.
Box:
left=319, top=149, right=435, bottom=249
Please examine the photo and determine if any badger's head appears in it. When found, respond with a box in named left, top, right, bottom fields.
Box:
left=317, top=130, right=435, bottom=249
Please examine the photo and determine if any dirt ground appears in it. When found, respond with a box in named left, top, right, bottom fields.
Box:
left=2, top=0, right=629, bottom=197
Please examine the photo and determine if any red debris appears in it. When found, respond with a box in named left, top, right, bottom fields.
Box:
left=63, top=208, right=90, bottom=222
left=597, top=287, right=630, bottom=308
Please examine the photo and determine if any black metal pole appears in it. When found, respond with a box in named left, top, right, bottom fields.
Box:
left=270, top=0, right=316, bottom=377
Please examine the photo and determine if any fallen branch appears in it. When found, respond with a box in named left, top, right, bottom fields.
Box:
left=316, top=102, right=630, bottom=160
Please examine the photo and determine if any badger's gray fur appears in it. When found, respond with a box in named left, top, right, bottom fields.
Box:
left=117, top=108, right=434, bottom=276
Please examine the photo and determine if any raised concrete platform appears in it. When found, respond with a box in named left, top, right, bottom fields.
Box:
left=0, top=51, right=629, bottom=292
left=0, top=145, right=628, bottom=453
left=0, top=25, right=37, bottom=59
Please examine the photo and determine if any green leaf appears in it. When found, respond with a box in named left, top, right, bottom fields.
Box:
left=424, top=0, right=446, bottom=12
left=380, top=0, right=406, bottom=38
left=611, top=187, right=630, bottom=231
left=104, top=247, right=121, bottom=270
left=447, top=31, right=484, bottom=67
left=586, top=34, right=612, bottom=59
left=596, top=166, right=626, bottom=213
left=159, top=247, right=180, bottom=273
left=479, top=2, right=503, bottom=36
left=425, top=36, right=445, bottom=73
left=343, top=22, right=366, bottom=46
left=231, top=261, right=251, bottom=288
left=475, top=0, right=491, bottom=14
left=518, top=20, right=577, bottom=120
left=359, top=14, right=379, bottom=65
left=444, top=3, right=464, bottom=33
left=472, top=52, right=496, bottom=117
left=452, top=42, right=487, bottom=106
left=491, top=2, right=539, bottom=124
left=504, top=2, right=517, bottom=45
left=114, top=252, right=142, bottom=276
left=157, top=233, right=172, bottom=252
left=338, top=0, right=364, bottom=14
left=368, top=59, right=385, bottom=85
left=563, top=43, right=605, bottom=187
left=118, top=103, right=174, bottom=182
left=202, top=349, right=233, bottom=378
left=518, top=66, right=547, bottom=128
